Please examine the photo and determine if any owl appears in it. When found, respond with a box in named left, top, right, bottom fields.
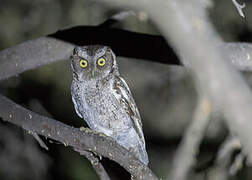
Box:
left=70, top=45, right=149, bottom=165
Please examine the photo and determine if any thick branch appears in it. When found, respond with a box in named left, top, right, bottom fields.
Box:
left=0, top=37, right=73, bottom=81
left=0, top=27, right=179, bottom=81
left=1, top=24, right=252, bottom=81
left=0, top=94, right=158, bottom=180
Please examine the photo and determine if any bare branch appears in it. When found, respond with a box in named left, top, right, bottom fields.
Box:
left=77, top=150, right=111, bottom=180
left=0, top=29, right=179, bottom=81
left=31, top=133, right=49, bottom=151
left=169, top=96, right=211, bottom=180
left=0, top=94, right=158, bottom=180
left=1, top=31, right=252, bottom=82
left=0, top=37, right=74, bottom=81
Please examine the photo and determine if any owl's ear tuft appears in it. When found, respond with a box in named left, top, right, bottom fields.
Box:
left=107, top=48, right=119, bottom=75
left=73, top=46, right=82, bottom=55
left=107, top=48, right=115, bottom=64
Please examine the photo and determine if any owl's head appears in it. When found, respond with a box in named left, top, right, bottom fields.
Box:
left=70, top=45, right=119, bottom=82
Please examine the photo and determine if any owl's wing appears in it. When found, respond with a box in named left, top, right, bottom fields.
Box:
left=113, top=76, right=145, bottom=144
left=71, top=87, right=83, bottom=119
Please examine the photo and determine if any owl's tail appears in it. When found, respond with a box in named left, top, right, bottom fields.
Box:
left=116, top=128, right=149, bottom=165
left=135, top=135, right=149, bottom=165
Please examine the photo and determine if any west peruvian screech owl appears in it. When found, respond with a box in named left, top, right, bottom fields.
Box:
left=70, top=45, right=149, bottom=165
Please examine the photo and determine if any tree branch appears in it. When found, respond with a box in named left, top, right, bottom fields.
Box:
left=0, top=37, right=73, bottom=81
left=1, top=25, right=252, bottom=81
left=169, top=96, right=211, bottom=180
left=76, top=150, right=111, bottom=180
left=0, top=94, right=158, bottom=180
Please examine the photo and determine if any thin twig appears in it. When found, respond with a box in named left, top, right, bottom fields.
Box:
left=232, top=0, right=246, bottom=18
left=169, top=96, right=212, bottom=180
left=76, top=149, right=111, bottom=180
left=29, top=99, right=52, bottom=151
left=31, top=133, right=49, bottom=150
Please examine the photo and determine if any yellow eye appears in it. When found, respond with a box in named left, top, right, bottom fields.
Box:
left=97, top=57, right=106, bottom=67
left=79, top=59, right=88, bottom=68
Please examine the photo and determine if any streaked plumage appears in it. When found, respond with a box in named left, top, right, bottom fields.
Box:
left=70, top=45, right=148, bottom=165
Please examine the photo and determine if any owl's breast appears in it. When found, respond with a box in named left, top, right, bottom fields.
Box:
left=72, top=80, right=132, bottom=135
left=85, top=88, right=132, bottom=132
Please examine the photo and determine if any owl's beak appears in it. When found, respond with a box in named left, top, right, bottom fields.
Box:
left=91, top=70, right=95, bottom=78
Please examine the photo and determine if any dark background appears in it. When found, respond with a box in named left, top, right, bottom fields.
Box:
left=0, top=0, right=252, bottom=179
